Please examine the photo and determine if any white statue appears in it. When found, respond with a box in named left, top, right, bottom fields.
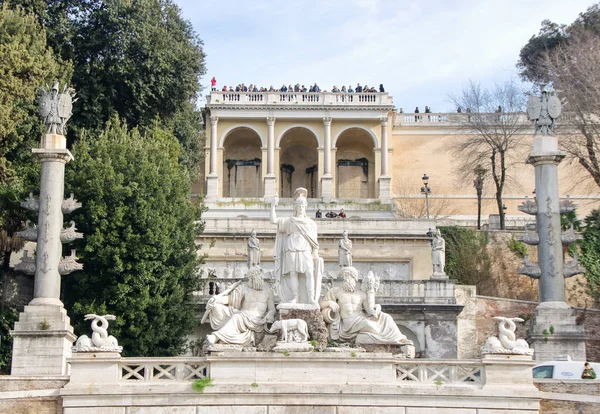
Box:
left=73, top=314, right=122, bottom=353
left=482, top=316, right=534, bottom=355
left=247, top=230, right=261, bottom=268
left=320, top=267, right=413, bottom=347
left=432, top=229, right=446, bottom=275
left=270, top=188, right=323, bottom=305
left=202, top=267, right=275, bottom=346
left=269, top=319, right=309, bottom=343
left=338, top=231, right=353, bottom=267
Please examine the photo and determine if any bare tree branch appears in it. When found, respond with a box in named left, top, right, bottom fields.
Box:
left=447, top=80, right=530, bottom=229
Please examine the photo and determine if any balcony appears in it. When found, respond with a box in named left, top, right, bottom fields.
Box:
left=396, top=112, right=578, bottom=126
left=207, top=91, right=394, bottom=107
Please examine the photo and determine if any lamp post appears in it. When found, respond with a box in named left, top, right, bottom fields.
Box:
left=421, top=173, right=431, bottom=219
left=473, top=166, right=485, bottom=230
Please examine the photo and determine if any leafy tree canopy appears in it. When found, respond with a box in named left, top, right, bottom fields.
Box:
left=64, top=117, right=203, bottom=356
left=518, top=3, right=600, bottom=84
left=580, top=209, right=600, bottom=300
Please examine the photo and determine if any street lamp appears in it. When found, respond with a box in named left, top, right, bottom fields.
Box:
left=421, top=173, right=431, bottom=219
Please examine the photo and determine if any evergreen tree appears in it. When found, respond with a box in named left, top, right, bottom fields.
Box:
left=0, top=4, right=69, bottom=372
left=580, top=210, right=600, bottom=300
left=64, top=117, right=203, bottom=356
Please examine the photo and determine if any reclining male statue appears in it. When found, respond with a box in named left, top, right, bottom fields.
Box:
left=320, top=267, right=413, bottom=347
left=202, top=267, right=275, bottom=346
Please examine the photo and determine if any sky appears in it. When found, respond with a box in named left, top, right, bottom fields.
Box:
left=174, top=0, right=597, bottom=112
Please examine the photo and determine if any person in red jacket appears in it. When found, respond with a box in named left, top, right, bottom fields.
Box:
left=211, top=76, right=217, bottom=91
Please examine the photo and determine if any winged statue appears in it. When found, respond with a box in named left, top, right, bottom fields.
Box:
left=526, top=85, right=561, bottom=136
left=38, top=81, right=77, bottom=135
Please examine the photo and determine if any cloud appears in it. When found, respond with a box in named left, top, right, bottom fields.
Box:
left=175, top=0, right=597, bottom=111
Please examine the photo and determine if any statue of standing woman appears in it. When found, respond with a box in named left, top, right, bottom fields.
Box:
left=338, top=231, right=352, bottom=267
left=431, top=229, right=446, bottom=276
left=270, top=188, right=323, bottom=305
left=247, top=230, right=261, bottom=268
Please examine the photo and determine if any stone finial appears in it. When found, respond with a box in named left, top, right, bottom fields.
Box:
left=20, top=192, right=39, bottom=212
left=482, top=316, right=533, bottom=355
left=516, top=255, right=541, bottom=279
left=38, top=82, right=77, bottom=135
left=60, top=221, right=84, bottom=243
left=517, top=196, right=537, bottom=215
left=15, top=220, right=38, bottom=241
left=14, top=250, right=36, bottom=275
left=526, top=85, right=561, bottom=136
left=73, top=314, right=122, bottom=353
left=564, top=254, right=586, bottom=278
left=62, top=193, right=82, bottom=214
left=58, top=249, right=83, bottom=275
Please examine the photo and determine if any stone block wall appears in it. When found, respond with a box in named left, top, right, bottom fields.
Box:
left=456, top=285, right=600, bottom=361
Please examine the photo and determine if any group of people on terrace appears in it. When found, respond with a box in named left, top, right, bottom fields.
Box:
left=315, top=208, right=346, bottom=219
left=213, top=80, right=385, bottom=94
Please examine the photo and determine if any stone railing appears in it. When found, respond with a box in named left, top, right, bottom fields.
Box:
left=196, top=278, right=456, bottom=305
left=119, top=357, right=209, bottom=382
left=208, top=91, right=394, bottom=106
left=395, top=360, right=484, bottom=386
left=398, top=112, right=577, bottom=126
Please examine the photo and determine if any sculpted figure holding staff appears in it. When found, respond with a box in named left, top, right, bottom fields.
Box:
left=270, top=188, right=323, bottom=305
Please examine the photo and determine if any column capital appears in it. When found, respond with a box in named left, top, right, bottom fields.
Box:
left=323, top=117, right=332, bottom=126
left=266, top=117, right=276, bottom=126
left=210, top=116, right=219, bottom=125
left=380, top=116, right=389, bottom=127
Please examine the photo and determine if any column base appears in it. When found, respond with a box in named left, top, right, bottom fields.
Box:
left=321, top=175, right=333, bottom=202
left=205, top=174, right=219, bottom=201
left=527, top=302, right=586, bottom=361
left=10, top=304, right=76, bottom=376
left=264, top=175, right=276, bottom=201
left=378, top=176, right=392, bottom=204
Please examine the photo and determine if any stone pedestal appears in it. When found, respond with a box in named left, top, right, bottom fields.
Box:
left=378, top=176, right=392, bottom=204
left=67, top=352, right=121, bottom=384
left=205, top=174, right=219, bottom=201
left=527, top=301, right=586, bottom=361
left=10, top=304, right=76, bottom=376
left=482, top=354, right=537, bottom=391
left=278, top=303, right=328, bottom=350
left=320, top=174, right=333, bottom=202
left=263, top=174, right=276, bottom=201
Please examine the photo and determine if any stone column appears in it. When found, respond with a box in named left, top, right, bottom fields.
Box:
left=525, top=135, right=586, bottom=360
left=378, top=116, right=392, bottom=203
left=321, top=117, right=333, bottom=201
left=205, top=116, right=219, bottom=200
left=11, top=134, right=77, bottom=376
left=264, top=117, right=276, bottom=200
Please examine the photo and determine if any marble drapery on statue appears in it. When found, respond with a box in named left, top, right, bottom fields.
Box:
left=247, top=230, right=261, bottom=268
left=338, top=231, right=353, bottom=267
left=202, top=267, right=275, bottom=346
left=320, top=267, right=412, bottom=346
left=431, top=229, right=446, bottom=276
left=270, top=188, right=323, bottom=304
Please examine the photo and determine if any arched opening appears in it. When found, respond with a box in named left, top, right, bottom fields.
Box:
left=335, top=128, right=376, bottom=198
left=222, top=128, right=262, bottom=197
left=279, top=127, right=318, bottom=198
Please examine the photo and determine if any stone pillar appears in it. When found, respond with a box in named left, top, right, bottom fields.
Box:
left=321, top=117, right=333, bottom=201
left=11, top=134, right=77, bottom=376
left=525, top=135, right=586, bottom=360
left=264, top=117, right=276, bottom=200
left=378, top=116, right=392, bottom=203
left=205, top=116, right=219, bottom=200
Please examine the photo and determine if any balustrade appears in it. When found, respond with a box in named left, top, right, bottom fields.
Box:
left=119, top=357, right=209, bottom=382
left=208, top=91, right=393, bottom=106
left=196, top=277, right=455, bottom=304
left=395, top=360, right=484, bottom=386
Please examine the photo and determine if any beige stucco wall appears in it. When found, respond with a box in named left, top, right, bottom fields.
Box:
left=391, top=130, right=600, bottom=217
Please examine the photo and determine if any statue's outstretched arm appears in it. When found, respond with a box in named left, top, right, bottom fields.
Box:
left=269, top=194, right=279, bottom=224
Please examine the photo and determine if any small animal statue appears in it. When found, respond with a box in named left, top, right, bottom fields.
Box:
left=482, top=316, right=533, bottom=355
left=75, top=314, right=119, bottom=349
left=269, top=319, right=309, bottom=343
